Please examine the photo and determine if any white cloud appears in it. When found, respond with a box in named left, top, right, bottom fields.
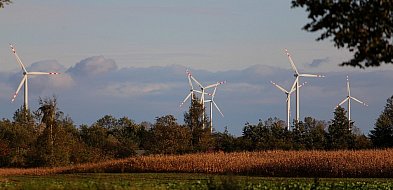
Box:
left=97, top=82, right=179, bottom=98
left=67, top=56, right=117, bottom=78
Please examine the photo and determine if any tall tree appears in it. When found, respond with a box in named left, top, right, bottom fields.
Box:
left=33, top=97, right=77, bottom=166
left=184, top=98, right=212, bottom=151
left=328, top=106, right=355, bottom=149
left=369, top=95, right=393, bottom=147
left=291, top=0, right=393, bottom=68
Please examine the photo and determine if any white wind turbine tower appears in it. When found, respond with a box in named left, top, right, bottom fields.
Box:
left=285, top=49, right=325, bottom=122
left=270, top=80, right=306, bottom=130
left=205, top=83, right=225, bottom=133
left=336, top=76, right=368, bottom=129
left=9, top=44, right=60, bottom=111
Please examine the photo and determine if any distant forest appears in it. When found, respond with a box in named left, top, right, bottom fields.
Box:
left=0, top=94, right=393, bottom=168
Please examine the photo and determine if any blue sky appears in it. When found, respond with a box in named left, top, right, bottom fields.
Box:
left=0, top=1, right=392, bottom=135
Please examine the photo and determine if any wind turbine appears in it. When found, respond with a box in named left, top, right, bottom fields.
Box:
left=9, top=44, right=60, bottom=111
left=336, top=76, right=368, bottom=129
left=270, top=80, right=307, bottom=130
left=205, top=83, right=225, bottom=133
left=285, top=49, right=325, bottom=122
left=179, top=69, right=225, bottom=129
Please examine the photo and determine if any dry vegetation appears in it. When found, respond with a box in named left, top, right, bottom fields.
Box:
left=1, top=149, right=393, bottom=178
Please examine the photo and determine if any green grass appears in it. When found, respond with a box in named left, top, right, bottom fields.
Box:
left=2, top=173, right=393, bottom=190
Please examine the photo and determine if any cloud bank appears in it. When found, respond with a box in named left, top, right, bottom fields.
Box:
left=0, top=56, right=392, bottom=136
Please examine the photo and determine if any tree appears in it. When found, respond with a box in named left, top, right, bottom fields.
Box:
left=290, top=117, right=327, bottom=150
left=327, top=106, right=355, bottom=149
left=33, top=97, right=79, bottom=167
left=213, top=127, right=237, bottom=152
left=241, top=118, right=290, bottom=150
left=291, top=0, right=393, bottom=68
left=369, top=95, right=393, bottom=147
left=147, top=115, right=191, bottom=154
left=0, top=0, right=11, bottom=8
left=184, top=98, right=213, bottom=152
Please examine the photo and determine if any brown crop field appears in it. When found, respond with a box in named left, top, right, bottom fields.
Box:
left=1, top=149, right=393, bottom=178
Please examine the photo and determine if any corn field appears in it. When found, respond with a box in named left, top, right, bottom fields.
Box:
left=1, top=149, right=393, bottom=178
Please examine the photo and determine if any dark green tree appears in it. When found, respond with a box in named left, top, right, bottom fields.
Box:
left=291, top=0, right=393, bottom=68
left=241, top=118, right=290, bottom=150
left=290, top=117, right=328, bottom=150
left=147, top=115, right=191, bottom=154
left=0, top=118, right=36, bottom=167
left=369, top=95, right=393, bottom=147
left=184, top=98, right=212, bottom=152
left=213, top=127, right=237, bottom=152
left=112, top=117, right=143, bottom=156
left=327, top=106, right=355, bottom=149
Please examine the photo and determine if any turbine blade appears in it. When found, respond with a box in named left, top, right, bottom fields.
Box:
left=337, top=97, right=349, bottom=107
left=205, top=81, right=226, bottom=89
left=299, top=73, right=325, bottom=78
left=186, top=69, right=194, bottom=90
left=285, top=49, right=299, bottom=75
left=190, top=75, right=203, bottom=89
left=28, top=72, right=60, bottom=75
left=180, top=92, right=192, bottom=108
left=213, top=101, right=224, bottom=117
left=211, top=86, right=217, bottom=99
left=270, top=81, right=288, bottom=93
left=9, top=44, right=28, bottom=73
left=298, top=81, right=307, bottom=89
left=12, top=76, right=27, bottom=102
left=186, top=69, right=203, bottom=89
left=290, top=77, right=298, bottom=94
left=351, top=97, right=368, bottom=106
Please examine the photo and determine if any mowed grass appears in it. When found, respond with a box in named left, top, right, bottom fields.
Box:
left=2, top=173, right=393, bottom=190
left=1, top=149, right=393, bottom=178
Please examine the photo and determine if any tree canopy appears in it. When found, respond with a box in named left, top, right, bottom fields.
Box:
left=0, top=0, right=11, bottom=8
left=291, top=0, right=393, bottom=68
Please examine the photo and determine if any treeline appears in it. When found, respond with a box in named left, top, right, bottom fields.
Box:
left=0, top=95, right=393, bottom=168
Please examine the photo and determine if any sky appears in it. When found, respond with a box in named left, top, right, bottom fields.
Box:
left=0, top=1, right=392, bottom=136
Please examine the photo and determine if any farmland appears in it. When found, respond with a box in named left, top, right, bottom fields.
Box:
left=2, top=173, right=393, bottom=190
left=1, top=149, right=393, bottom=178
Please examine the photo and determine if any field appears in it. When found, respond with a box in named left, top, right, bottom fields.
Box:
left=1, top=149, right=393, bottom=189
left=2, top=173, right=393, bottom=190
left=2, top=149, right=393, bottom=178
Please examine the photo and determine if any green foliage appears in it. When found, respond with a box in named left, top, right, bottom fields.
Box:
left=147, top=115, right=192, bottom=154
left=291, top=0, right=393, bottom=68
left=4, top=174, right=393, bottom=190
left=0, top=118, right=36, bottom=167
left=242, top=117, right=291, bottom=150
left=32, top=97, right=80, bottom=167
left=184, top=98, right=214, bottom=152
left=293, top=117, right=327, bottom=150
left=328, top=106, right=355, bottom=150
left=370, top=95, right=393, bottom=147
left=213, top=127, right=238, bottom=152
